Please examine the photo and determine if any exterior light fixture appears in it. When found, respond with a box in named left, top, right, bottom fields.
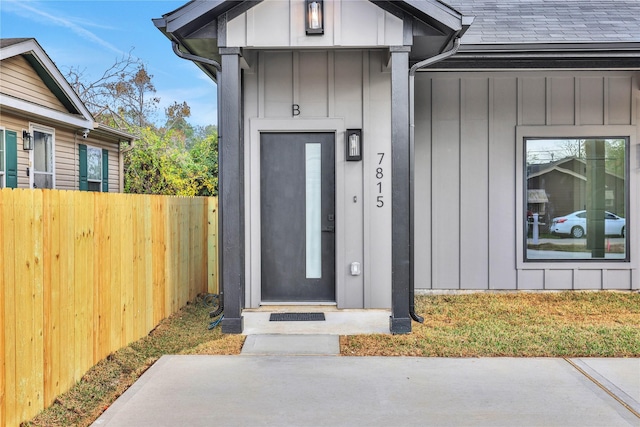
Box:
left=22, top=130, right=33, bottom=150
left=305, top=0, right=324, bottom=35
left=346, top=129, right=362, bottom=161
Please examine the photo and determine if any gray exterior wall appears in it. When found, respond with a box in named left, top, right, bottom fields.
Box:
left=226, top=0, right=403, bottom=48
left=414, top=71, right=639, bottom=291
left=243, top=49, right=393, bottom=309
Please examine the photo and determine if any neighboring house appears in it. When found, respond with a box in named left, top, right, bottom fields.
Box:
left=0, top=38, right=134, bottom=192
left=154, top=0, right=640, bottom=334
left=528, top=157, right=626, bottom=225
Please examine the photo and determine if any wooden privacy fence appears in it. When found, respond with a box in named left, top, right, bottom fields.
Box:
left=0, top=189, right=219, bottom=427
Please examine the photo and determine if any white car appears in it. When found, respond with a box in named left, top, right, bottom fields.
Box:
left=550, top=210, right=626, bottom=238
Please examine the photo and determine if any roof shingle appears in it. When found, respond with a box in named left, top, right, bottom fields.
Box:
left=444, top=0, right=640, bottom=44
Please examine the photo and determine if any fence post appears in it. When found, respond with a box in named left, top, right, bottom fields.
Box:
left=208, top=197, right=219, bottom=294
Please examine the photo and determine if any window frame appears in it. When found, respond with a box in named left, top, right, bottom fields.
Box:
left=86, top=145, right=103, bottom=192
left=29, top=123, right=56, bottom=189
left=516, top=125, right=636, bottom=270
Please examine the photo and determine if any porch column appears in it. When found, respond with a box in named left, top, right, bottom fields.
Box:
left=219, top=47, right=244, bottom=334
left=389, top=46, right=412, bottom=334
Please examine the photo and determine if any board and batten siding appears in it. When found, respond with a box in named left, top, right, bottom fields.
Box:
left=243, top=49, right=392, bottom=309
left=414, top=71, right=639, bottom=291
left=227, top=0, right=403, bottom=49
left=0, top=55, right=67, bottom=112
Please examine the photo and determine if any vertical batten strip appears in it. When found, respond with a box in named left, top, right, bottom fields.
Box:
left=604, top=77, right=610, bottom=125
left=545, top=77, right=552, bottom=125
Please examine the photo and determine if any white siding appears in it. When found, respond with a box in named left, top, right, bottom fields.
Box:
left=415, top=71, right=639, bottom=291
left=0, top=110, right=121, bottom=192
left=0, top=55, right=67, bottom=112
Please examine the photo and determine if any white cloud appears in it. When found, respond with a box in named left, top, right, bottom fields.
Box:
left=3, top=0, right=124, bottom=56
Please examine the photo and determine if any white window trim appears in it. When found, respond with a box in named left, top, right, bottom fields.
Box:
left=86, top=144, right=104, bottom=192
left=516, top=125, right=637, bottom=270
left=29, top=123, right=56, bottom=189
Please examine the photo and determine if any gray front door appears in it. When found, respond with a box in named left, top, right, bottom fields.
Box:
left=260, top=132, right=335, bottom=302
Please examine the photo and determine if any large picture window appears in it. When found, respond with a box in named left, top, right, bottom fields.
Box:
left=525, top=137, right=628, bottom=261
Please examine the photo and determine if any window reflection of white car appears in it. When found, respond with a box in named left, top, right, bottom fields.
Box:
left=550, top=210, right=626, bottom=238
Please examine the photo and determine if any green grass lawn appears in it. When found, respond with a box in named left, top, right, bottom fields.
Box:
left=342, top=292, right=640, bottom=357
left=25, top=291, right=640, bottom=426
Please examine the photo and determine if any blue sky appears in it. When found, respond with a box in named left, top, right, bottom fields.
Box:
left=1, top=0, right=218, bottom=127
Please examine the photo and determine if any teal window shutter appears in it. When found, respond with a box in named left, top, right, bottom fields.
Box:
left=5, top=131, right=18, bottom=188
left=79, top=144, right=88, bottom=191
left=102, top=149, right=108, bottom=192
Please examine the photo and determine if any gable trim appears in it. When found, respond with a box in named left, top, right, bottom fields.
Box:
left=155, top=0, right=468, bottom=46
left=0, top=93, right=93, bottom=129
left=22, top=53, right=79, bottom=114
left=0, top=39, right=94, bottom=122
left=372, top=0, right=463, bottom=33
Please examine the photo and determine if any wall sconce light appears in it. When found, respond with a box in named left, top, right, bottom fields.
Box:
left=22, top=130, right=33, bottom=150
left=346, top=129, right=362, bottom=161
left=305, top=0, right=324, bottom=35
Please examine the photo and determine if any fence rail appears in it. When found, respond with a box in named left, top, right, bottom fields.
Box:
left=0, top=189, right=218, bottom=427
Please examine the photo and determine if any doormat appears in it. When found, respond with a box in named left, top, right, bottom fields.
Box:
left=269, top=312, right=326, bottom=322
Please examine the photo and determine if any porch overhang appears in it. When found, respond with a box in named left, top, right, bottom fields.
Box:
left=153, top=0, right=471, bottom=66
left=153, top=0, right=473, bottom=335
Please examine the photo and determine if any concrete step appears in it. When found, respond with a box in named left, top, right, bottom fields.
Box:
left=242, top=309, right=391, bottom=335
left=241, top=334, right=339, bottom=355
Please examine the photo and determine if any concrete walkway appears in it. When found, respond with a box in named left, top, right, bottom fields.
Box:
left=93, top=308, right=639, bottom=426
left=93, top=352, right=639, bottom=426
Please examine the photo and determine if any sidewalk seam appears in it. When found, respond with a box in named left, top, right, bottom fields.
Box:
left=564, top=358, right=640, bottom=419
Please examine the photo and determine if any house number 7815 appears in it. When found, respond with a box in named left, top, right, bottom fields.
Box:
left=376, top=152, right=384, bottom=208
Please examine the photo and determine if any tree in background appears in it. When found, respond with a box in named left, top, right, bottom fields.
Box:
left=66, top=52, right=218, bottom=196
left=186, top=128, right=218, bottom=196
left=65, top=51, right=159, bottom=129
left=110, top=65, right=159, bottom=128
left=122, top=126, right=217, bottom=196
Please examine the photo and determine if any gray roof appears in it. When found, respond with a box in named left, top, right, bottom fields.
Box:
left=154, top=1, right=640, bottom=71
left=445, top=0, right=640, bottom=44
left=0, top=38, right=33, bottom=49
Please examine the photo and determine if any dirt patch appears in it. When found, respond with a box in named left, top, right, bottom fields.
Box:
left=23, top=301, right=244, bottom=427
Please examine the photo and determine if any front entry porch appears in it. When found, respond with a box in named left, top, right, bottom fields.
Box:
left=241, top=306, right=390, bottom=335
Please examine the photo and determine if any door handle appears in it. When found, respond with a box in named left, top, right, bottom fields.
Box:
left=322, top=226, right=335, bottom=233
